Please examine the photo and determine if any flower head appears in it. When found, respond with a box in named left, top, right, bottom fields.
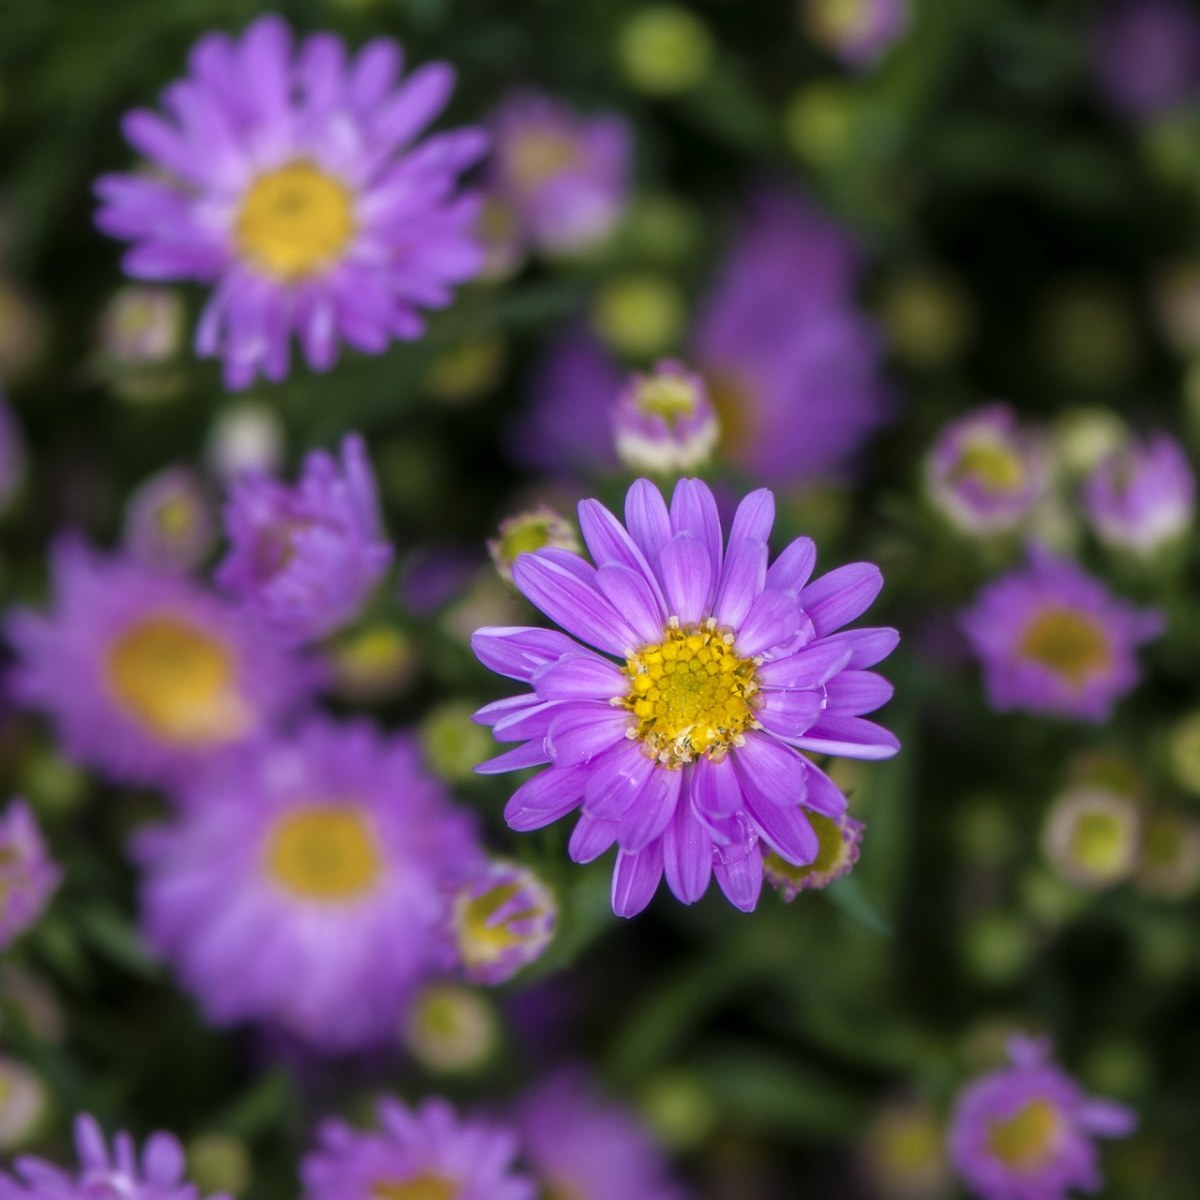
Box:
left=1134, top=809, right=1200, bottom=900
left=133, top=717, right=480, bottom=1052
left=5, top=539, right=315, bottom=787
left=302, top=1096, right=533, bottom=1200
left=95, top=15, right=486, bottom=388
left=216, top=433, right=391, bottom=643
left=451, top=860, right=557, bottom=984
left=612, top=361, right=720, bottom=475
left=472, top=477, right=898, bottom=916
left=949, top=1036, right=1135, bottom=1200
left=925, top=405, right=1049, bottom=536
left=960, top=550, right=1162, bottom=723
left=1080, top=433, right=1195, bottom=558
left=489, top=508, right=580, bottom=584
left=763, top=811, right=863, bottom=900
left=487, top=91, right=631, bottom=255
left=0, top=801, right=60, bottom=951
left=801, top=0, right=910, bottom=69
left=1091, top=0, right=1200, bottom=118
left=97, top=286, right=185, bottom=366
left=1041, top=788, right=1140, bottom=890
left=124, top=467, right=217, bottom=573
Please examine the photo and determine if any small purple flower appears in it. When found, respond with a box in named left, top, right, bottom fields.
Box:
left=0, top=1113, right=228, bottom=1200
left=216, top=433, right=392, bottom=643
left=692, top=191, right=892, bottom=485
left=1091, top=0, right=1200, bottom=119
left=452, top=860, right=557, bottom=984
left=124, top=467, right=217, bottom=573
left=1080, top=433, right=1195, bottom=558
left=95, top=15, right=486, bottom=389
left=487, top=90, right=632, bottom=255
left=97, top=286, right=186, bottom=366
left=960, top=550, right=1163, bottom=723
left=133, top=717, right=481, bottom=1053
left=801, top=0, right=910, bottom=69
left=302, top=1096, right=533, bottom=1200
left=515, top=1070, right=688, bottom=1200
left=5, top=539, right=316, bottom=788
left=472, top=477, right=899, bottom=916
left=949, top=1036, right=1135, bottom=1200
left=0, top=392, right=26, bottom=513
left=925, top=405, right=1049, bottom=536
left=613, top=361, right=720, bottom=475
left=763, top=811, right=863, bottom=900
left=0, top=801, right=60, bottom=951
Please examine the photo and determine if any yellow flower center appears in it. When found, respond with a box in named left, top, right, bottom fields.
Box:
left=986, top=1098, right=1063, bottom=1171
left=635, top=374, right=699, bottom=425
left=454, top=881, right=542, bottom=971
left=235, top=161, right=356, bottom=281
left=952, top=442, right=1026, bottom=491
left=105, top=616, right=246, bottom=746
left=1070, top=811, right=1129, bottom=877
left=623, top=620, right=760, bottom=766
left=506, top=131, right=583, bottom=190
left=372, top=1176, right=459, bottom=1200
left=266, top=806, right=382, bottom=902
left=1017, top=609, right=1112, bottom=688
left=155, top=496, right=197, bottom=537
left=808, top=0, right=869, bottom=41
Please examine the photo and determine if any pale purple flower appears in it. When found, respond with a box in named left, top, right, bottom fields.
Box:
left=613, top=361, right=720, bottom=475
left=515, top=1070, right=688, bottom=1200
left=960, top=550, right=1163, bottom=723
left=97, top=286, right=186, bottom=365
left=0, top=393, right=25, bottom=513
left=949, top=1036, right=1135, bottom=1200
left=216, top=433, right=391, bottom=643
left=451, top=860, right=557, bottom=984
left=472, top=477, right=899, bottom=916
left=0, top=1113, right=228, bottom=1200
left=925, top=405, right=1049, bottom=535
left=801, top=0, right=910, bottom=69
left=95, top=15, right=486, bottom=389
left=0, top=801, right=60, bottom=950
left=1091, top=0, right=1200, bottom=118
left=124, top=467, right=217, bottom=573
left=134, top=716, right=482, bottom=1053
left=487, top=91, right=631, bottom=255
left=763, top=811, right=863, bottom=900
left=5, top=539, right=316, bottom=788
left=1080, top=433, right=1195, bottom=558
left=302, top=1096, right=533, bottom=1200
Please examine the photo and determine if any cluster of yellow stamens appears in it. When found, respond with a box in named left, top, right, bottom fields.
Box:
left=620, top=618, right=760, bottom=767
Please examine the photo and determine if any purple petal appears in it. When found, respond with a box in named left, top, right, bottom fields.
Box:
left=1076, top=1099, right=1137, bottom=1138
left=546, top=705, right=631, bottom=765
left=766, top=537, right=817, bottom=595
left=624, top=479, right=671, bottom=580
left=743, top=794, right=818, bottom=866
left=492, top=698, right=561, bottom=742
left=755, top=689, right=826, bottom=740
left=799, top=563, right=884, bottom=636
left=611, top=841, right=665, bottom=917
left=476, top=741, right=551, bottom=775
left=733, top=732, right=809, bottom=806
left=757, top=641, right=854, bottom=689
left=472, top=626, right=582, bottom=681
left=595, top=564, right=667, bottom=645
left=820, top=626, right=900, bottom=669
left=578, top=498, right=667, bottom=609
left=534, top=655, right=627, bottom=701
left=824, top=670, right=894, bottom=716
left=791, top=715, right=900, bottom=760
left=660, top=535, right=713, bottom=626
left=569, top=812, right=621, bottom=863
left=374, top=61, right=455, bottom=148
left=504, top=765, right=587, bottom=830
left=669, top=478, right=723, bottom=595
left=582, top=744, right=655, bottom=820
left=799, top=760, right=850, bottom=818
left=714, top=537, right=768, bottom=629
left=737, top=590, right=803, bottom=657
left=662, top=797, right=713, bottom=904
left=512, top=553, right=639, bottom=655
left=727, top=488, right=776, bottom=544
left=712, top=845, right=763, bottom=912
left=691, top=754, right=745, bottom=820
left=617, top=767, right=683, bottom=853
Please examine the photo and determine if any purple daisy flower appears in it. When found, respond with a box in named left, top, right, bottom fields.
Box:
left=472, top=477, right=899, bottom=916
left=0, top=800, right=60, bottom=951
left=216, top=433, right=392, bottom=643
left=949, top=1036, right=1135, bottom=1200
left=95, top=15, right=487, bottom=389
left=515, top=1070, right=688, bottom=1200
left=487, top=90, right=632, bottom=255
left=960, top=550, right=1163, bottom=723
left=1080, top=432, right=1195, bottom=559
left=801, top=0, right=910, bottom=69
left=5, top=539, right=315, bottom=788
left=302, top=1096, right=533, bottom=1200
left=692, top=191, right=892, bottom=485
left=451, top=860, right=557, bottom=985
left=612, top=360, right=720, bottom=476
left=1091, top=0, right=1200, bottom=119
left=0, top=1112, right=228, bottom=1200
left=133, top=716, right=481, bottom=1053
left=124, top=466, right=217, bottom=573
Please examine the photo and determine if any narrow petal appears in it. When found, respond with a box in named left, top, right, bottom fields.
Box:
left=660, top=535, right=713, bottom=626
left=714, top=537, right=768, bottom=629
left=512, top=554, right=639, bottom=655
left=569, top=812, right=620, bottom=863
left=713, top=845, right=763, bottom=912
left=669, top=478, right=723, bottom=593
left=504, top=766, right=587, bottom=831
left=791, top=716, right=901, bottom=760
left=820, top=626, right=900, bottom=670
left=476, top=741, right=550, bottom=775
left=578, top=498, right=667, bottom=608
left=728, top=488, right=776, bottom=544
left=617, top=767, right=683, bottom=853
left=757, top=641, right=854, bottom=689
left=824, top=670, right=894, bottom=715
left=755, top=689, right=827, bottom=740
left=611, top=841, right=665, bottom=917
left=733, top=732, right=809, bottom=807
left=691, top=754, right=744, bottom=820
left=546, top=705, right=632, bottom=765
left=534, top=655, right=627, bottom=702
left=582, top=744, right=656, bottom=820
left=624, top=479, right=671, bottom=580
left=1076, top=1099, right=1137, bottom=1138
left=799, top=760, right=850, bottom=818
left=471, top=626, right=583, bottom=681
left=737, top=590, right=804, bottom=657
left=766, top=537, right=817, bottom=595
left=595, top=564, right=667, bottom=645
left=744, top=794, right=819, bottom=866
left=799, top=564, right=884, bottom=636
left=662, top=795, right=713, bottom=904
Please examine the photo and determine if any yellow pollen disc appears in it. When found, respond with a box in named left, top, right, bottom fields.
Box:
left=952, top=441, right=1026, bottom=490
left=623, top=621, right=759, bottom=766
left=506, top=131, right=583, bottom=190
left=1070, top=812, right=1128, bottom=876
left=105, top=616, right=246, bottom=746
left=454, top=882, right=540, bottom=970
left=808, top=0, right=868, bottom=41
left=372, top=1176, right=459, bottom=1200
left=986, top=1098, right=1063, bottom=1171
left=266, top=806, right=382, bottom=902
left=1017, top=608, right=1112, bottom=687
left=636, top=375, right=699, bottom=424
left=235, top=161, right=356, bottom=281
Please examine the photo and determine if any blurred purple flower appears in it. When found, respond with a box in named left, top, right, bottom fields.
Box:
left=0, top=800, right=60, bottom=951
left=216, top=433, right=392, bottom=643
left=134, top=717, right=482, bottom=1053
left=399, top=548, right=485, bottom=618
left=613, top=360, right=720, bottom=475
left=802, top=0, right=910, bottom=69
left=949, top=1036, right=1135, bottom=1200
left=95, top=15, right=486, bottom=388
left=451, top=860, right=557, bottom=984
left=5, top=539, right=316, bottom=788
left=472, top=477, right=898, bottom=916
left=124, top=466, right=217, bottom=573
left=1091, top=0, right=1200, bottom=118
left=960, top=549, right=1163, bottom=722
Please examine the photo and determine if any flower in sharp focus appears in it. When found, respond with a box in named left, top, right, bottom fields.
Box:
left=948, top=1036, right=1135, bottom=1200
left=1080, top=432, right=1195, bottom=559
left=488, top=508, right=580, bottom=584
left=5, top=539, right=316, bottom=788
left=133, top=717, right=480, bottom=1053
left=800, top=0, right=911, bottom=70
left=94, top=15, right=486, bottom=389
left=123, top=466, right=217, bottom=573
left=301, top=1096, right=533, bottom=1200
left=472, top=477, right=899, bottom=916
left=763, top=811, right=864, bottom=900
left=216, top=433, right=392, bottom=643
left=1090, top=0, right=1200, bottom=119
left=960, top=549, right=1162, bottom=723
left=451, top=860, right=557, bottom=984
left=612, top=360, right=720, bottom=476
left=0, top=1113, right=229, bottom=1200
left=486, top=90, right=631, bottom=256
left=515, top=1070, right=689, bottom=1200
left=924, top=405, right=1049, bottom=536
left=0, top=801, right=60, bottom=951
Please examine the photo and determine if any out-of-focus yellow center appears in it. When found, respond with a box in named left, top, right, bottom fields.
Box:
left=1071, top=811, right=1128, bottom=876
left=808, top=0, right=868, bottom=41
left=372, top=1176, right=459, bottom=1200
left=155, top=496, right=197, bottom=536
left=499, top=516, right=561, bottom=562
left=454, top=881, right=539, bottom=970
left=704, top=369, right=757, bottom=461
left=235, top=161, right=356, bottom=280
left=266, top=806, right=381, bottom=901
left=986, top=1098, right=1063, bottom=1171
left=506, top=131, right=582, bottom=190
left=106, top=616, right=245, bottom=745
left=624, top=621, right=759, bottom=766
left=635, top=374, right=699, bottom=425
left=1017, top=609, right=1111, bottom=687
left=953, top=441, right=1026, bottom=491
